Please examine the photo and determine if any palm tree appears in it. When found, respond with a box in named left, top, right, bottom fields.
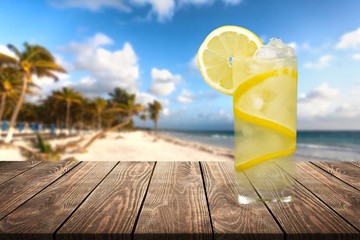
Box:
left=0, top=67, right=21, bottom=140
left=41, top=92, right=64, bottom=129
left=92, top=97, right=107, bottom=130
left=108, top=87, right=132, bottom=124
left=148, top=100, right=162, bottom=136
left=140, top=113, right=147, bottom=127
left=109, top=87, right=131, bottom=105
left=54, top=87, right=82, bottom=134
left=80, top=94, right=143, bottom=151
left=0, top=43, right=65, bottom=143
left=73, top=96, right=89, bottom=134
left=18, top=102, right=40, bottom=122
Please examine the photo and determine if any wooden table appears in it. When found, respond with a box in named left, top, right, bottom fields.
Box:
left=0, top=161, right=359, bottom=239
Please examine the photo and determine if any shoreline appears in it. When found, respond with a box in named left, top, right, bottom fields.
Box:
left=1, top=129, right=359, bottom=162
left=0, top=130, right=234, bottom=162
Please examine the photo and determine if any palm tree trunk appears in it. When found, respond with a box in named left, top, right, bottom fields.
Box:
left=80, top=117, right=130, bottom=151
left=97, top=114, right=101, bottom=130
left=155, top=119, right=158, bottom=136
left=5, top=74, right=28, bottom=143
left=79, top=112, right=84, bottom=134
left=66, top=101, right=71, bottom=135
left=0, top=94, right=6, bottom=140
left=154, top=120, right=157, bottom=135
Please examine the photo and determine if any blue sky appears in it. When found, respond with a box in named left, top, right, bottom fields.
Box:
left=1, top=0, right=360, bottom=130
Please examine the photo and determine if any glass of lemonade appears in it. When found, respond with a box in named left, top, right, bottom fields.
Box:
left=197, top=26, right=298, bottom=203
left=232, top=54, right=298, bottom=203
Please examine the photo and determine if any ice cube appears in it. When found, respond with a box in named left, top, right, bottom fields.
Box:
left=253, top=97, right=263, bottom=110
left=254, top=38, right=295, bottom=58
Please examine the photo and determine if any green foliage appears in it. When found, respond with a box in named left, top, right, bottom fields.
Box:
left=34, top=133, right=53, bottom=153
left=109, top=87, right=132, bottom=105
left=140, top=113, right=147, bottom=122
left=148, top=100, right=162, bottom=134
left=148, top=100, right=162, bottom=121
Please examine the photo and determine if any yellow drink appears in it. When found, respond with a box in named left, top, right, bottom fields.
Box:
left=197, top=25, right=298, bottom=203
left=232, top=57, right=297, bottom=202
left=233, top=57, right=298, bottom=172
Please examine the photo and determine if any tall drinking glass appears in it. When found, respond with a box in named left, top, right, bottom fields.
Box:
left=232, top=56, right=298, bottom=203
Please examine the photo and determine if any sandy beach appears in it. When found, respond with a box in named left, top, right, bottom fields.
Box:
left=0, top=130, right=234, bottom=162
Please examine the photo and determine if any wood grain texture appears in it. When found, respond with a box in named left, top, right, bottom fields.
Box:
left=56, top=161, right=155, bottom=240
left=284, top=162, right=360, bottom=230
left=0, top=161, right=41, bottom=184
left=250, top=162, right=359, bottom=240
left=134, top=161, right=212, bottom=240
left=312, top=162, right=360, bottom=190
left=201, top=161, right=283, bottom=240
left=0, top=161, right=79, bottom=219
left=0, top=161, right=117, bottom=239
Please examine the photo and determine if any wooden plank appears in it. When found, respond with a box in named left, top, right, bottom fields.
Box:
left=0, top=161, right=117, bottom=239
left=201, top=161, right=283, bottom=240
left=56, top=162, right=155, bottom=240
left=282, top=162, right=360, bottom=230
left=0, top=161, right=41, bottom=184
left=248, top=161, right=358, bottom=239
left=134, top=161, right=212, bottom=240
left=0, top=161, right=79, bottom=219
left=312, top=162, right=360, bottom=190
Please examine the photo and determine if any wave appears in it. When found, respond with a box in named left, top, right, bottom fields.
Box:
left=211, top=134, right=233, bottom=139
left=297, top=143, right=360, bottom=153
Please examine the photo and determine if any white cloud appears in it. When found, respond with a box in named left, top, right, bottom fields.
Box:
left=50, top=0, right=243, bottom=21
left=53, top=53, right=73, bottom=72
left=336, top=27, right=360, bottom=49
left=177, top=89, right=193, bottom=103
left=136, top=91, right=156, bottom=106
left=298, top=83, right=339, bottom=119
left=353, top=53, right=360, bottom=60
left=178, top=0, right=211, bottom=4
left=132, top=0, right=176, bottom=21
left=134, top=91, right=172, bottom=117
left=149, top=68, right=181, bottom=96
left=287, top=42, right=312, bottom=53
left=222, top=0, right=242, bottom=5
left=297, top=83, right=360, bottom=130
left=63, top=33, right=140, bottom=96
left=150, top=0, right=175, bottom=21
left=162, top=108, right=171, bottom=116
left=0, top=45, right=18, bottom=59
left=49, top=0, right=130, bottom=11
left=27, top=73, right=72, bottom=102
left=304, top=54, right=335, bottom=69
left=333, top=103, right=360, bottom=118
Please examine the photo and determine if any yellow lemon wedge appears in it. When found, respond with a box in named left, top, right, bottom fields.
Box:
left=197, top=25, right=263, bottom=95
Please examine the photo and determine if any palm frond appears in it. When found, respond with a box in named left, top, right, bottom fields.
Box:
left=35, top=70, right=60, bottom=81
left=25, top=44, right=55, bottom=62
left=0, top=53, right=17, bottom=65
left=35, top=61, right=66, bottom=73
left=6, top=44, right=21, bottom=58
left=105, top=107, right=127, bottom=113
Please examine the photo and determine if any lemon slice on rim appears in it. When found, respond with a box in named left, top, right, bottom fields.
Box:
left=197, top=25, right=263, bottom=95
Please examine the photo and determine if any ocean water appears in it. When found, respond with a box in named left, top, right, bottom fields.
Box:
left=162, top=130, right=360, bottom=162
